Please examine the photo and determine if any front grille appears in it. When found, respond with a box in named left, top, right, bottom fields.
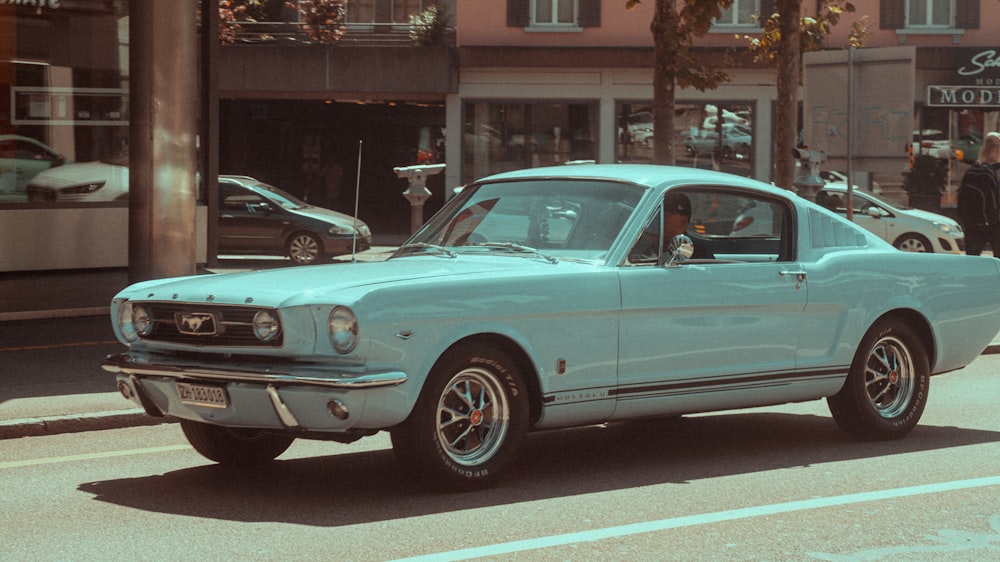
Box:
left=139, top=303, right=283, bottom=347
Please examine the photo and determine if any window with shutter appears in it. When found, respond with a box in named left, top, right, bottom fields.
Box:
left=507, top=0, right=602, bottom=29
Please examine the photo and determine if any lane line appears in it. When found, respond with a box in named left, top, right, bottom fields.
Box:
left=394, top=476, right=1000, bottom=562
left=0, top=445, right=190, bottom=470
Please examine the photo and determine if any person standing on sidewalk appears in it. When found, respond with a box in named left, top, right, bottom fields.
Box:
left=958, top=132, right=1000, bottom=256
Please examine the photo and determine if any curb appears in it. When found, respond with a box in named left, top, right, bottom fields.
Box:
left=0, top=409, right=175, bottom=440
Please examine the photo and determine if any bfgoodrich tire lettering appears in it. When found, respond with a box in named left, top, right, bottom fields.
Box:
left=827, top=319, right=929, bottom=440
left=391, top=344, right=529, bottom=490
left=180, top=419, right=295, bottom=465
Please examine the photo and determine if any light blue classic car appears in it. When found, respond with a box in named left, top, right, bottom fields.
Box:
left=103, top=164, right=1000, bottom=490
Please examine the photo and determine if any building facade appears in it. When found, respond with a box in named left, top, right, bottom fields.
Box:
left=1, top=0, right=998, bottom=273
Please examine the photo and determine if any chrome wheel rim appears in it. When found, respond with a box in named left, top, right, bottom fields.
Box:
left=436, top=368, right=510, bottom=467
left=865, top=335, right=915, bottom=418
left=289, top=235, right=319, bottom=264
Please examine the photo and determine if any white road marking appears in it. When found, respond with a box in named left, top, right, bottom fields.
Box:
left=395, top=476, right=1000, bottom=561
left=0, top=445, right=190, bottom=470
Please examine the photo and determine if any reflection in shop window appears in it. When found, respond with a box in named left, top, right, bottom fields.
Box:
left=616, top=101, right=754, bottom=177
left=461, top=101, right=597, bottom=184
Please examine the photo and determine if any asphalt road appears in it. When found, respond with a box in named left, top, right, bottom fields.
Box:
left=2, top=353, right=998, bottom=560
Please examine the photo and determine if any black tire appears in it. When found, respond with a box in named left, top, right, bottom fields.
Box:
left=180, top=419, right=295, bottom=465
left=827, top=319, right=929, bottom=440
left=287, top=232, right=323, bottom=265
left=390, top=344, right=530, bottom=491
left=893, top=233, right=932, bottom=253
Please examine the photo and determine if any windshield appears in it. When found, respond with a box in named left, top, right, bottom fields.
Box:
left=255, top=181, right=307, bottom=210
left=407, top=179, right=644, bottom=262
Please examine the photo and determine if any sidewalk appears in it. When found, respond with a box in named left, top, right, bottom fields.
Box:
left=2, top=247, right=1000, bottom=441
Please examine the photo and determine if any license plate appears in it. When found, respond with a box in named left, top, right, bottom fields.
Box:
left=177, top=382, right=229, bottom=408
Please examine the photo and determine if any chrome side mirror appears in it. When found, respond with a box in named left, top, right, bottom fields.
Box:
left=660, top=234, right=694, bottom=266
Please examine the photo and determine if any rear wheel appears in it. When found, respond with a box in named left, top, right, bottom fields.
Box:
left=287, top=232, right=323, bottom=264
left=180, top=419, right=294, bottom=465
left=894, top=233, right=932, bottom=253
left=827, top=319, right=929, bottom=440
left=391, top=344, right=529, bottom=491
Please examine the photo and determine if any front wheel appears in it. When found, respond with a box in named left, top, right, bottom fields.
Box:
left=391, top=344, right=530, bottom=491
left=180, top=419, right=295, bottom=465
left=287, top=232, right=324, bottom=265
left=827, top=319, right=929, bottom=440
left=894, top=233, right=932, bottom=253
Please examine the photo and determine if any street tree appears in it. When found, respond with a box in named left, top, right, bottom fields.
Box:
left=744, top=0, right=859, bottom=189
left=626, top=0, right=733, bottom=165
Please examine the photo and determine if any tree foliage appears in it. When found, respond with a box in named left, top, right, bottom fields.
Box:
left=744, top=1, right=860, bottom=67
left=292, top=0, right=347, bottom=44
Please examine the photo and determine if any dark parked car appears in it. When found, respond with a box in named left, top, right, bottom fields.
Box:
left=218, top=175, right=371, bottom=264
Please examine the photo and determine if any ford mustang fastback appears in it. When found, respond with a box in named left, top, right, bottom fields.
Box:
left=103, top=164, right=1000, bottom=490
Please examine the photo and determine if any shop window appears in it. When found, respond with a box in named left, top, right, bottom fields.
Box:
left=461, top=102, right=598, bottom=184
left=616, top=101, right=754, bottom=177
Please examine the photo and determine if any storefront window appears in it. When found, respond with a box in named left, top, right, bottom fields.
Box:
left=0, top=1, right=130, bottom=205
left=461, top=101, right=597, bottom=184
left=616, top=101, right=754, bottom=177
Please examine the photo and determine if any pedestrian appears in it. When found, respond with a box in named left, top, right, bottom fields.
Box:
left=957, top=132, right=1000, bottom=256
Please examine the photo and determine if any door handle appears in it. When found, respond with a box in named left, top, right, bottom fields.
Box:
left=779, top=270, right=807, bottom=283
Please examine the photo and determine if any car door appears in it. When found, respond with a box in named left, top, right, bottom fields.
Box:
left=218, top=181, right=287, bottom=254
left=615, top=189, right=806, bottom=419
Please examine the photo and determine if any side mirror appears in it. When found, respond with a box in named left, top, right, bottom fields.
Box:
left=660, top=234, right=694, bottom=266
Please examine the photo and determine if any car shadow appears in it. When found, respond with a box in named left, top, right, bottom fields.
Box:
left=77, top=412, right=1000, bottom=527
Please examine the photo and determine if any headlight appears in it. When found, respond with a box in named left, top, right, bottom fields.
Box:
left=935, top=222, right=961, bottom=235
left=116, top=301, right=153, bottom=342
left=252, top=310, right=281, bottom=342
left=62, top=181, right=106, bottom=195
left=116, top=301, right=138, bottom=342
left=328, top=224, right=354, bottom=235
left=132, top=304, right=154, bottom=337
left=328, top=306, right=358, bottom=354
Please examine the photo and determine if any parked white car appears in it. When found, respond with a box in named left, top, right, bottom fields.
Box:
left=817, top=185, right=964, bottom=253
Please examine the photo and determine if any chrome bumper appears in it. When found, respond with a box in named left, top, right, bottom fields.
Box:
left=102, top=351, right=408, bottom=389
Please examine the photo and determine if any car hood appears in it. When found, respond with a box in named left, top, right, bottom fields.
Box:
left=118, top=256, right=575, bottom=308
left=898, top=207, right=960, bottom=227
left=28, top=161, right=120, bottom=187
left=288, top=204, right=368, bottom=228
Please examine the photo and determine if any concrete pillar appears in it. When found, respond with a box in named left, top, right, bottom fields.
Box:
left=128, top=0, right=199, bottom=283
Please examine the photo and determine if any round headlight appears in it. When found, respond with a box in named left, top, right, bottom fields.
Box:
left=328, top=306, right=358, bottom=354
left=132, top=304, right=154, bottom=337
left=253, top=310, right=281, bottom=342
left=117, top=301, right=138, bottom=342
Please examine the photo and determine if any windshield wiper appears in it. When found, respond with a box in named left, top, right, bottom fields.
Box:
left=474, top=242, right=558, bottom=264
left=390, top=242, right=457, bottom=259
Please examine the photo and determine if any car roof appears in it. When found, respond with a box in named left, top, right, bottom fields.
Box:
left=479, top=163, right=788, bottom=197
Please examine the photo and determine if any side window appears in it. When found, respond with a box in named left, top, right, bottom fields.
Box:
left=628, top=189, right=792, bottom=265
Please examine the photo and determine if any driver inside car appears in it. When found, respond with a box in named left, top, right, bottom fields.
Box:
left=630, top=192, right=714, bottom=263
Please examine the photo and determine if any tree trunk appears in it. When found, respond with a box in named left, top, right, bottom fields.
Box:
left=773, top=0, right=801, bottom=189
left=651, top=0, right=679, bottom=165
